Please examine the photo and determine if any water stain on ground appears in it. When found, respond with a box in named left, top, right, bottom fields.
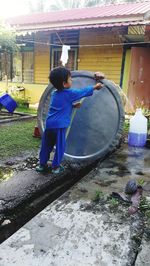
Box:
left=144, top=157, right=150, bottom=168
left=0, top=167, right=14, bottom=182
left=69, top=143, right=150, bottom=203
left=0, top=156, right=39, bottom=183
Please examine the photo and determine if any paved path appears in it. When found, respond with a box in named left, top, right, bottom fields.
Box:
left=0, top=144, right=150, bottom=265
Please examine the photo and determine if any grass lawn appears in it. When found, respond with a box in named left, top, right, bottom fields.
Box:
left=15, top=106, right=37, bottom=115
left=0, top=120, right=41, bottom=159
left=0, top=117, right=149, bottom=161
left=123, top=119, right=129, bottom=135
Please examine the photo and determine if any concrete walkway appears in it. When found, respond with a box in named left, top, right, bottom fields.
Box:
left=0, top=144, right=150, bottom=266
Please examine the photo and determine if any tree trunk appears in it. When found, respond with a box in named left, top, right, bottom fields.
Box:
left=4, top=51, right=8, bottom=92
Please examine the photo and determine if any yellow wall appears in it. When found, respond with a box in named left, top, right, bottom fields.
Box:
left=0, top=32, right=50, bottom=104
left=122, top=49, right=131, bottom=94
left=0, top=30, right=124, bottom=104
left=78, top=29, right=123, bottom=84
left=34, top=33, right=50, bottom=84
left=0, top=82, right=47, bottom=104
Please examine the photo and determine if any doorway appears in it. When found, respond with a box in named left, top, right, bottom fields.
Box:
left=128, top=47, right=150, bottom=109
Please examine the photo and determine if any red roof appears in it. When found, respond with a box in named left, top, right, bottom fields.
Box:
left=7, top=2, right=150, bottom=26
left=39, top=21, right=149, bottom=32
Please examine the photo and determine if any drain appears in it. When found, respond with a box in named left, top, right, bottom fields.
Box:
left=0, top=110, right=36, bottom=124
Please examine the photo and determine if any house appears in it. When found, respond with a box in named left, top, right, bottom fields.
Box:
left=0, top=1, right=150, bottom=109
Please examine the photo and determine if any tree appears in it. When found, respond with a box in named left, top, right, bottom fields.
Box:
left=0, top=22, right=18, bottom=88
left=27, top=0, right=50, bottom=13
left=27, top=0, right=104, bottom=12
left=49, top=0, right=104, bottom=10
left=48, top=0, right=136, bottom=11
left=27, top=0, right=137, bottom=13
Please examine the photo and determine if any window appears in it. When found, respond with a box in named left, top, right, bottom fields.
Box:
left=13, top=50, right=34, bottom=83
left=0, top=44, right=34, bottom=83
left=22, top=51, right=34, bottom=83
left=0, top=52, right=11, bottom=81
left=51, top=30, right=79, bottom=70
left=12, top=52, right=22, bottom=82
left=52, top=48, right=77, bottom=70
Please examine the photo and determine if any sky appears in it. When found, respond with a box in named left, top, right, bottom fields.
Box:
left=0, top=0, right=28, bottom=18
left=0, top=0, right=51, bottom=19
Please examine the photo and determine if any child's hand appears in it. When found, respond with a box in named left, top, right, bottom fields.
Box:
left=94, top=72, right=105, bottom=80
left=93, top=83, right=104, bottom=90
left=72, top=102, right=82, bottom=108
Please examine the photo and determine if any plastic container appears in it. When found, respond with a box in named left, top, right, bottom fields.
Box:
left=0, top=93, right=17, bottom=113
left=128, top=108, right=148, bottom=147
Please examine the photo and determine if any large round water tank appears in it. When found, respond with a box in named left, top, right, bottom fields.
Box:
left=37, top=71, right=124, bottom=162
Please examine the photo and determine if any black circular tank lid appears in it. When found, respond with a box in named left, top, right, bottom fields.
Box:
left=37, top=71, right=124, bottom=162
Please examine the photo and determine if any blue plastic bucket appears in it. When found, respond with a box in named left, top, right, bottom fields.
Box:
left=0, top=93, right=17, bottom=113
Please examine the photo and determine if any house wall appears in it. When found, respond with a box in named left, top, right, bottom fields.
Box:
left=122, top=49, right=131, bottom=94
left=34, top=33, right=50, bottom=84
left=78, top=29, right=123, bottom=84
left=0, top=29, right=124, bottom=104
left=0, top=82, right=47, bottom=104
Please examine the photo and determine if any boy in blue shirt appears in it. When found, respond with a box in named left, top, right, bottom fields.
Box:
left=36, top=67, right=104, bottom=174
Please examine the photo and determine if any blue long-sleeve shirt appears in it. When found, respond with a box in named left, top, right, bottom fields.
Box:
left=46, top=86, right=94, bottom=129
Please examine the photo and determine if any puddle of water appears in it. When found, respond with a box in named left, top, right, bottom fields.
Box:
left=0, top=167, right=14, bottom=181
left=144, top=157, right=150, bottom=168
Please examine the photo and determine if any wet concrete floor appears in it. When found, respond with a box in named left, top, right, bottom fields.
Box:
left=0, top=143, right=150, bottom=265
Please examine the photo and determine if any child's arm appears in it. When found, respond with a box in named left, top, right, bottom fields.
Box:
left=69, top=72, right=105, bottom=102
left=69, top=84, right=104, bottom=103
left=72, top=82, right=103, bottom=108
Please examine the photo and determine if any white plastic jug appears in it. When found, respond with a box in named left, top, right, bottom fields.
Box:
left=128, top=108, right=148, bottom=147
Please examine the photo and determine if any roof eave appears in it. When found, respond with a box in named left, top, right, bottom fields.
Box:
left=13, top=14, right=144, bottom=32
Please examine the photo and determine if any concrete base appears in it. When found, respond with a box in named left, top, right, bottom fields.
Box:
left=0, top=198, right=140, bottom=266
left=0, top=144, right=150, bottom=265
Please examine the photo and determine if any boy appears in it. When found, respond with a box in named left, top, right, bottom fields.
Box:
left=36, top=67, right=104, bottom=174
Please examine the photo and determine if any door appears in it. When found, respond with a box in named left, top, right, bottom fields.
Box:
left=128, top=47, right=150, bottom=109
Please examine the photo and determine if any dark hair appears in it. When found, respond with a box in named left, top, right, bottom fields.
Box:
left=49, top=67, right=71, bottom=90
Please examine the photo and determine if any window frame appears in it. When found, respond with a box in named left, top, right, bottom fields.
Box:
left=51, top=47, right=78, bottom=70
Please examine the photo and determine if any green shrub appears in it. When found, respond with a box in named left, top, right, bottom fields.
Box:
left=13, top=96, right=30, bottom=108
